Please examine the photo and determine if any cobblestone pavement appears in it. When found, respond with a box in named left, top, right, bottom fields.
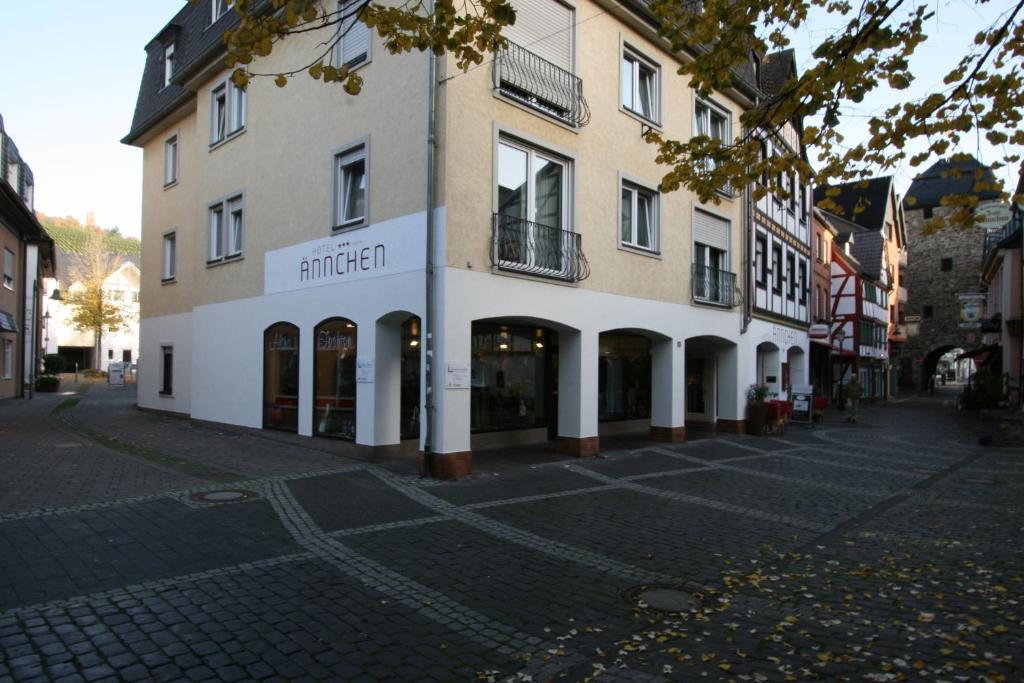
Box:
left=0, top=385, right=1021, bottom=681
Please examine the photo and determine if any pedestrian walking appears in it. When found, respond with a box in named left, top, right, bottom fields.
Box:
left=845, top=376, right=863, bottom=422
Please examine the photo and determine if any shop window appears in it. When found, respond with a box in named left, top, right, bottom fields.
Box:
left=401, top=317, right=421, bottom=440
left=314, top=318, right=357, bottom=439
left=264, top=322, right=300, bottom=432
left=598, top=334, right=652, bottom=422
left=470, top=322, right=553, bottom=433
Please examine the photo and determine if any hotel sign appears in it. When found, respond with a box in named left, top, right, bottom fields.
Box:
left=264, top=214, right=426, bottom=295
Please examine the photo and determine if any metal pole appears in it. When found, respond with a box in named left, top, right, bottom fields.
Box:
left=28, top=279, right=37, bottom=399
left=422, top=4, right=438, bottom=477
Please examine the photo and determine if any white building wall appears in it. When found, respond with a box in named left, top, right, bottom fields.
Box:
left=138, top=311, right=193, bottom=415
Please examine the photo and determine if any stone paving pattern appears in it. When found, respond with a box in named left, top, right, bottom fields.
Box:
left=0, top=383, right=1020, bottom=681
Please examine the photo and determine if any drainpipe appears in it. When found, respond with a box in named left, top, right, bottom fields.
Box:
left=741, top=182, right=752, bottom=334
left=422, top=3, right=438, bottom=476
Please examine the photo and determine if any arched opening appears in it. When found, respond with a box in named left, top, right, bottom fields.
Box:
left=685, top=335, right=739, bottom=429
left=598, top=330, right=654, bottom=428
left=400, top=316, right=421, bottom=440
left=786, top=345, right=807, bottom=392
left=756, top=341, right=782, bottom=397
left=920, top=345, right=957, bottom=391
left=471, top=320, right=557, bottom=437
left=313, top=317, right=357, bottom=439
left=263, top=322, right=300, bottom=432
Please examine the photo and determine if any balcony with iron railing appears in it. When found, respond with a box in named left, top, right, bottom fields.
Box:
left=493, top=40, right=590, bottom=128
left=691, top=264, right=737, bottom=307
left=489, top=213, right=590, bottom=282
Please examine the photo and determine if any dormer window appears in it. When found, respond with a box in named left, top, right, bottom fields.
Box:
left=164, top=43, right=175, bottom=87
left=752, top=52, right=761, bottom=92
left=211, top=0, right=232, bottom=24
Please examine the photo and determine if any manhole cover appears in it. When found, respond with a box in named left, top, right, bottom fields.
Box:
left=190, top=490, right=257, bottom=503
left=624, top=585, right=696, bottom=614
left=958, top=477, right=1002, bottom=486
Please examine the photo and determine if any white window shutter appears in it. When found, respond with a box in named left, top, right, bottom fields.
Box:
left=693, top=209, right=730, bottom=253
left=340, top=0, right=371, bottom=65
left=504, top=0, right=573, bottom=72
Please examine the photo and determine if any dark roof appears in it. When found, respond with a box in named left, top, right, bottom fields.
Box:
left=761, top=49, right=794, bottom=99
left=813, top=176, right=894, bottom=232
left=903, top=155, right=1003, bottom=209
left=820, top=210, right=884, bottom=279
left=123, top=1, right=241, bottom=145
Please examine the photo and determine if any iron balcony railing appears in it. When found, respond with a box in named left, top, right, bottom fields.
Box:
left=493, top=40, right=591, bottom=127
left=692, top=264, right=737, bottom=307
left=490, top=213, right=590, bottom=282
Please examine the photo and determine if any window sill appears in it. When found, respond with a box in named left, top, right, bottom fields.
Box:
left=618, top=243, right=661, bottom=259
left=208, top=127, right=245, bottom=152
left=332, top=219, right=368, bottom=234
left=333, top=55, right=372, bottom=74
left=161, top=277, right=176, bottom=285
left=158, top=391, right=174, bottom=398
left=206, top=254, right=244, bottom=268
left=619, top=105, right=660, bottom=130
left=163, top=179, right=178, bottom=190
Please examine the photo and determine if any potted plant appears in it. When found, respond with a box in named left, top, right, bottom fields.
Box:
left=35, top=374, right=60, bottom=393
left=746, top=384, right=770, bottom=435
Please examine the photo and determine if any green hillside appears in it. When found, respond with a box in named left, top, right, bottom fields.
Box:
left=37, top=215, right=140, bottom=255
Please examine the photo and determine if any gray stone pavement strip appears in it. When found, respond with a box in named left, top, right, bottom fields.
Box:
left=647, top=446, right=890, bottom=497
left=562, top=463, right=828, bottom=531
left=256, top=479, right=546, bottom=657
left=368, top=468, right=677, bottom=585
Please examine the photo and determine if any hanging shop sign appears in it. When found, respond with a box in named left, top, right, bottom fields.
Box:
left=957, top=293, right=986, bottom=329
left=264, top=213, right=426, bottom=295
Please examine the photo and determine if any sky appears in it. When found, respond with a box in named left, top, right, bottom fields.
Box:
left=0, top=1, right=1018, bottom=240
left=0, top=1, right=185, bottom=238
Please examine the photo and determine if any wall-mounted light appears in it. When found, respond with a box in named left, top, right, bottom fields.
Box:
left=498, top=342, right=509, bottom=350
left=409, top=339, right=420, bottom=348
left=534, top=341, right=544, bottom=349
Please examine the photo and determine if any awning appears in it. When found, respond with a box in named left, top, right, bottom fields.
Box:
left=0, top=310, right=18, bottom=333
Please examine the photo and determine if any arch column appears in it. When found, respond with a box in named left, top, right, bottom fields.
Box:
left=297, top=324, right=315, bottom=437
left=650, top=337, right=685, bottom=442
left=558, top=328, right=599, bottom=456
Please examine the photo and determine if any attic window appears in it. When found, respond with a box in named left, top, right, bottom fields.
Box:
left=752, top=52, right=761, bottom=91
left=164, top=43, right=175, bottom=87
left=211, top=0, right=233, bottom=24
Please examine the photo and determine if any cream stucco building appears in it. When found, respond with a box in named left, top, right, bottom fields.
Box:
left=125, top=0, right=811, bottom=476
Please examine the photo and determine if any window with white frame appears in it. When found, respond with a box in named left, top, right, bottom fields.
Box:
left=695, top=101, right=728, bottom=148
left=2, top=339, right=12, bottom=379
left=164, top=135, right=178, bottom=186
left=164, top=43, right=175, bottom=87
left=211, top=0, right=232, bottom=24
left=3, top=248, right=13, bottom=290
left=621, top=48, right=658, bottom=123
left=620, top=180, right=658, bottom=252
left=334, top=144, right=367, bottom=228
left=335, top=0, right=371, bottom=67
left=693, top=242, right=727, bottom=303
left=6, top=158, right=18, bottom=189
left=162, top=232, right=176, bottom=281
left=208, top=194, right=243, bottom=262
left=496, top=137, right=572, bottom=273
left=210, top=80, right=245, bottom=145
left=815, top=233, right=822, bottom=261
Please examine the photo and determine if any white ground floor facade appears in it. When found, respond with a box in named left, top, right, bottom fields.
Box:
left=139, top=211, right=810, bottom=476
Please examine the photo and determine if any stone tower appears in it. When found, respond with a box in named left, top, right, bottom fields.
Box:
left=901, top=156, right=1003, bottom=390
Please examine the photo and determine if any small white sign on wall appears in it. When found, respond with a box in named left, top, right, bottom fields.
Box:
left=445, top=362, right=470, bottom=389
left=356, top=358, right=374, bottom=383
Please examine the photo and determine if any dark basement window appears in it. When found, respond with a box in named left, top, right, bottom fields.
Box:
left=940, top=258, right=953, bottom=271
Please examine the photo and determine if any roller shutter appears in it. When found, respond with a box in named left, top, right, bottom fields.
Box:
left=504, top=0, right=574, bottom=72
left=694, top=209, right=730, bottom=252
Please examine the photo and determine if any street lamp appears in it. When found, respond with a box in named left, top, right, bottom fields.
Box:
left=28, top=285, right=64, bottom=400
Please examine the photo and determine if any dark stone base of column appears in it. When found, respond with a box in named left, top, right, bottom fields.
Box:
left=558, top=436, right=600, bottom=458
left=417, top=451, right=473, bottom=479
left=650, top=426, right=686, bottom=443
left=716, top=419, right=747, bottom=434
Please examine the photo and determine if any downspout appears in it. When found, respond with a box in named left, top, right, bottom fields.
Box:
left=422, top=2, right=438, bottom=477
left=741, top=180, right=751, bottom=334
